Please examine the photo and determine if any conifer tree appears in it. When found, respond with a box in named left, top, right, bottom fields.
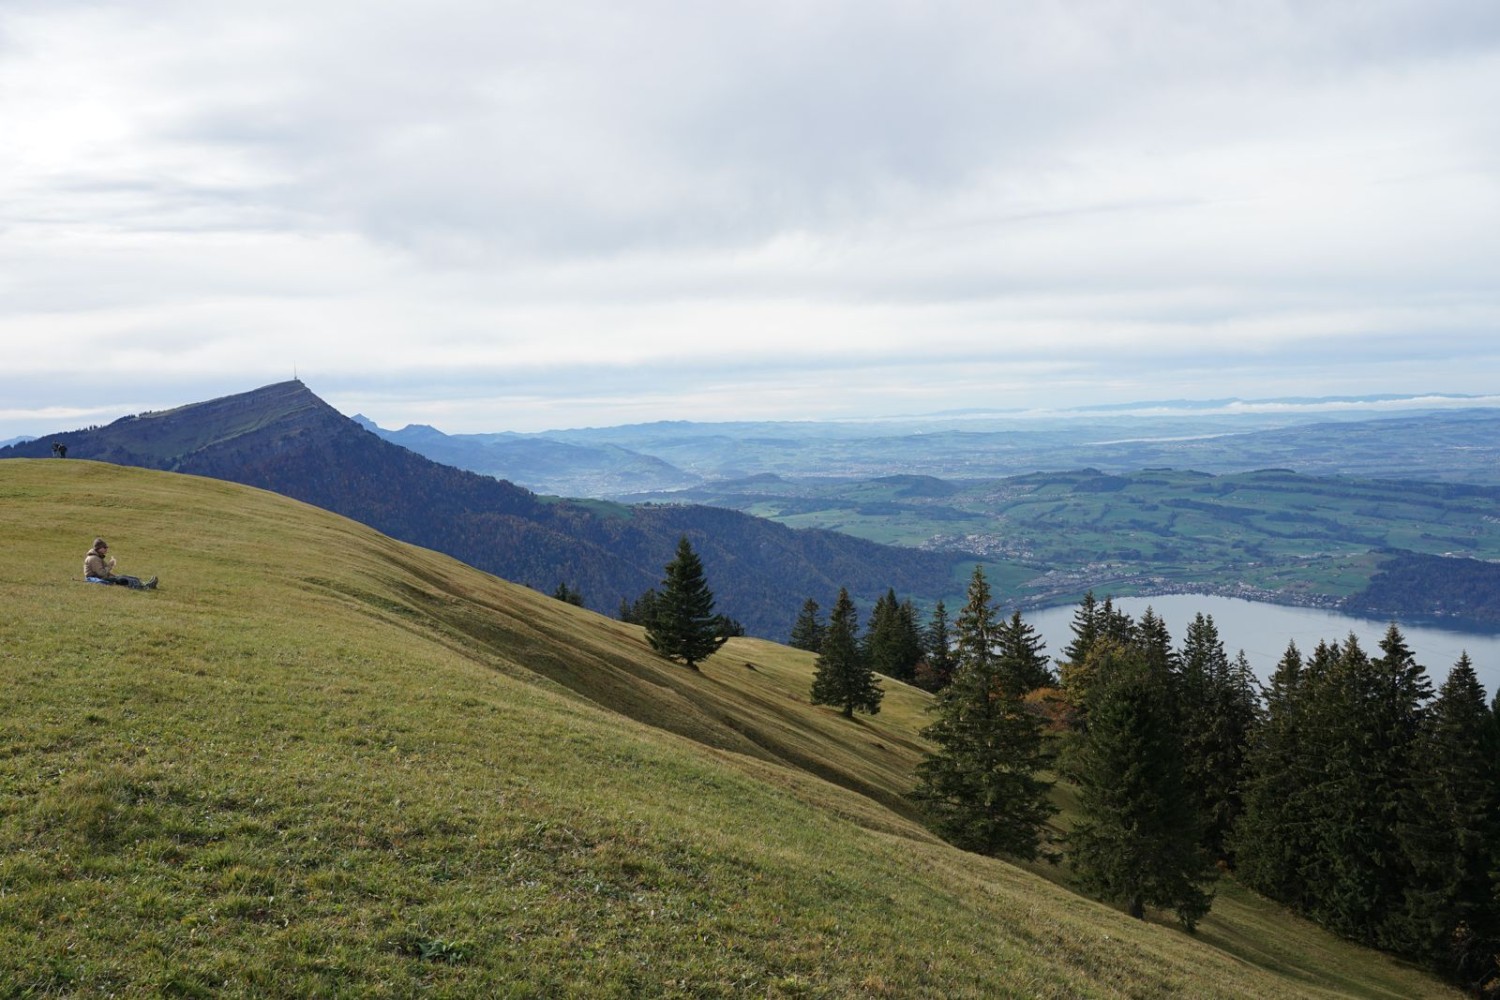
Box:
left=1133, top=607, right=1177, bottom=682
left=863, top=589, right=897, bottom=667
left=1276, top=636, right=1348, bottom=916
left=1068, top=647, right=1216, bottom=930
left=1061, top=591, right=1100, bottom=666
left=913, top=567, right=1055, bottom=858
left=996, top=610, right=1054, bottom=694
left=1394, top=654, right=1499, bottom=979
left=645, top=537, right=728, bottom=671
left=1234, top=641, right=1310, bottom=904
left=810, top=588, right=882, bottom=719
left=789, top=598, right=826, bottom=652
left=1098, top=597, right=1136, bottom=647
left=1303, top=630, right=1431, bottom=946
left=895, top=599, right=925, bottom=680
left=918, top=600, right=958, bottom=692
left=551, top=582, right=584, bottom=606
left=1177, top=613, right=1258, bottom=860
left=860, top=589, right=917, bottom=682
left=1059, top=598, right=1137, bottom=732
left=622, top=587, right=661, bottom=628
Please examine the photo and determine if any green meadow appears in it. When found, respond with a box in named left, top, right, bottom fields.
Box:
left=630, top=467, right=1500, bottom=610
left=0, top=460, right=1459, bottom=997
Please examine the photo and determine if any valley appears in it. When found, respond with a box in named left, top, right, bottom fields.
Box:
left=623, top=467, right=1500, bottom=628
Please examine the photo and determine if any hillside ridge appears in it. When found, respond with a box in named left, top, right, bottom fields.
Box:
left=0, top=383, right=960, bottom=639
left=0, top=459, right=1461, bottom=998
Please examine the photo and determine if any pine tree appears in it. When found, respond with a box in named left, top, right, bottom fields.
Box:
left=645, top=537, right=728, bottom=671
left=996, top=610, right=1054, bottom=694
left=1283, top=636, right=1348, bottom=917
left=810, top=588, right=882, bottom=719
left=918, top=600, right=958, bottom=692
left=1234, top=641, right=1309, bottom=904
left=1133, top=607, right=1177, bottom=682
left=1394, top=654, right=1499, bottom=980
left=1098, top=597, right=1136, bottom=647
left=1177, top=613, right=1257, bottom=860
left=1059, top=598, right=1136, bottom=731
left=862, top=589, right=919, bottom=682
left=895, top=599, right=925, bottom=681
left=622, top=587, right=661, bottom=628
left=863, top=589, right=897, bottom=668
left=1304, top=629, right=1431, bottom=947
left=1061, top=591, right=1100, bottom=665
left=1068, top=644, right=1215, bottom=930
left=789, top=598, right=826, bottom=652
left=913, top=567, right=1055, bottom=858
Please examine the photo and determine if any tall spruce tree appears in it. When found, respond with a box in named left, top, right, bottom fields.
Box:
left=1177, top=613, right=1258, bottom=861
left=863, top=589, right=897, bottom=669
left=918, top=600, right=959, bottom=692
left=1059, top=598, right=1137, bottom=732
left=913, top=567, right=1055, bottom=858
left=1098, top=597, right=1136, bottom=647
left=621, top=587, right=662, bottom=628
left=1234, top=641, right=1310, bottom=905
left=996, top=610, right=1054, bottom=694
left=864, top=589, right=924, bottom=682
left=1393, top=654, right=1499, bottom=981
left=1062, top=591, right=1100, bottom=666
left=810, top=588, right=882, bottom=719
left=895, top=599, right=925, bottom=680
left=645, top=537, right=728, bottom=671
left=789, top=597, right=826, bottom=652
left=1303, top=630, right=1431, bottom=947
left=1133, top=607, right=1177, bottom=681
left=1068, top=644, right=1216, bottom=930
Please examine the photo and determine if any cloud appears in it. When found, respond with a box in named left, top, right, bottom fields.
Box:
left=1, top=1, right=1498, bottom=433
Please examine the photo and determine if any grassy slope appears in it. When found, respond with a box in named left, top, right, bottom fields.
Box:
left=0, top=460, right=1457, bottom=999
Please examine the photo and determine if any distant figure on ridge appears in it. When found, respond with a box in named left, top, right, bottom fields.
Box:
left=52, top=442, right=67, bottom=458
left=83, top=538, right=157, bottom=590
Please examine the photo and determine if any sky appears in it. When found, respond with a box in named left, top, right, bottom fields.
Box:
left=3, top=0, right=1499, bottom=436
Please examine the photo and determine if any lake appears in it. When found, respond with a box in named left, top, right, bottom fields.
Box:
left=1026, top=594, right=1500, bottom=699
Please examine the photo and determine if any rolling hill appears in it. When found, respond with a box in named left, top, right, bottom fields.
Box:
left=0, top=382, right=961, bottom=639
left=0, top=459, right=1461, bottom=997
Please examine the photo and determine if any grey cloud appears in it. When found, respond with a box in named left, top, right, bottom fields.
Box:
left=4, top=1, right=1500, bottom=434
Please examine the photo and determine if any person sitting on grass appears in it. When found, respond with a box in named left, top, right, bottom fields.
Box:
left=83, top=538, right=157, bottom=590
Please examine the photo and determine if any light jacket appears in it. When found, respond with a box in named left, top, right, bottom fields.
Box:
left=84, top=549, right=114, bottom=579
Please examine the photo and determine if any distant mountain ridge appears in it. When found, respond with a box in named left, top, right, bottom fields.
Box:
left=0, top=382, right=959, bottom=638
left=353, top=415, right=701, bottom=496
left=356, top=402, right=1500, bottom=498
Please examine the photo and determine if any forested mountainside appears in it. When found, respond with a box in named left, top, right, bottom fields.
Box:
left=1349, top=550, right=1500, bottom=624
left=0, top=382, right=959, bottom=638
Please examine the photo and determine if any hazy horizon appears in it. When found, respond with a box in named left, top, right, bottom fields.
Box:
left=3, top=383, right=1498, bottom=443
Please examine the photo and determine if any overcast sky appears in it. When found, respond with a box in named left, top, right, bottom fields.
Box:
left=3, top=0, right=1498, bottom=435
